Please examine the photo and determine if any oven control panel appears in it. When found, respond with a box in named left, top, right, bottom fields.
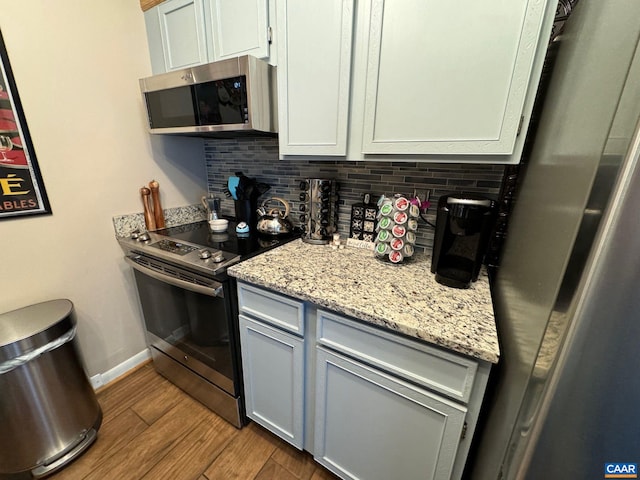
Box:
left=151, top=239, right=198, bottom=256
left=118, top=230, right=240, bottom=278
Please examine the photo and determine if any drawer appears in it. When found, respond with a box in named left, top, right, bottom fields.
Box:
left=316, top=309, right=477, bottom=403
left=237, top=282, right=305, bottom=335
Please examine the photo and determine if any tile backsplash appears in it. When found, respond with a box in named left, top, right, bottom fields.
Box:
left=204, top=137, right=504, bottom=250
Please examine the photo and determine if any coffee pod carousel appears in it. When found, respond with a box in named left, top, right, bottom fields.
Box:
left=374, top=195, right=419, bottom=264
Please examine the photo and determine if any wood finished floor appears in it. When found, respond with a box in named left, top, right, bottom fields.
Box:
left=50, top=363, right=339, bottom=480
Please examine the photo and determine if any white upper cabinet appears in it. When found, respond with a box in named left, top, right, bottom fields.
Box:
left=205, top=0, right=270, bottom=61
left=276, top=0, right=354, bottom=156
left=144, top=0, right=273, bottom=75
left=278, top=0, right=557, bottom=163
left=362, top=0, right=550, bottom=155
left=157, top=0, right=209, bottom=72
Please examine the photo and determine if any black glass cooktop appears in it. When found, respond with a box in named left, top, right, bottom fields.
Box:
left=155, top=218, right=299, bottom=260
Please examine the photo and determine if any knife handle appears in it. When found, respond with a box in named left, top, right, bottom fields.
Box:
left=149, top=180, right=166, bottom=228
left=140, top=187, right=156, bottom=230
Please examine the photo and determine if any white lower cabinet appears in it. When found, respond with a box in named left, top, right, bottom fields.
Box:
left=314, top=347, right=466, bottom=480
left=237, top=282, right=491, bottom=479
left=238, top=314, right=304, bottom=448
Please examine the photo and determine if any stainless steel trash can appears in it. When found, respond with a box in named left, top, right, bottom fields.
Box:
left=0, top=300, right=102, bottom=479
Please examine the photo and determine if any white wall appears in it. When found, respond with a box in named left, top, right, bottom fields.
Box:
left=0, top=1, right=207, bottom=376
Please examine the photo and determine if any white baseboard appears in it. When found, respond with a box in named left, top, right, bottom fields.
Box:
left=89, top=348, right=151, bottom=390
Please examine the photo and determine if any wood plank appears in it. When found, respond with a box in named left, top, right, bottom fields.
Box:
left=141, top=413, right=236, bottom=479
left=270, top=443, right=316, bottom=480
left=94, top=359, right=152, bottom=395
left=255, top=458, right=300, bottom=480
left=97, top=363, right=157, bottom=402
left=140, top=0, right=165, bottom=12
left=131, top=378, right=184, bottom=425
left=49, top=409, right=148, bottom=480
left=46, top=365, right=331, bottom=480
left=83, top=396, right=209, bottom=480
left=310, top=467, right=341, bottom=480
left=203, top=423, right=278, bottom=480
left=97, top=365, right=170, bottom=423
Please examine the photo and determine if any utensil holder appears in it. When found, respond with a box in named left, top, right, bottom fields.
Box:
left=234, top=199, right=257, bottom=230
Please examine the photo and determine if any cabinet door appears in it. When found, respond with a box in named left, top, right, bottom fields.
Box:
left=239, top=315, right=304, bottom=449
left=314, top=347, right=466, bottom=480
left=144, top=8, right=168, bottom=75
left=157, top=0, right=209, bottom=71
left=277, top=0, right=354, bottom=155
left=206, top=0, right=270, bottom=61
left=362, top=0, right=550, bottom=155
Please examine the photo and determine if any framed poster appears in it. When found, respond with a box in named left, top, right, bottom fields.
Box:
left=0, top=30, right=51, bottom=219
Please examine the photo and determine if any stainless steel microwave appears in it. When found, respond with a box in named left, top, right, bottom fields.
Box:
left=139, top=56, right=277, bottom=136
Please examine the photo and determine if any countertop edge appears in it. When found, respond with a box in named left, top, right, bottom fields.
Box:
left=229, top=262, right=499, bottom=364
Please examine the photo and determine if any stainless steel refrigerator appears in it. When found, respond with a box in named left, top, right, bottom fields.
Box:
left=469, top=0, right=640, bottom=478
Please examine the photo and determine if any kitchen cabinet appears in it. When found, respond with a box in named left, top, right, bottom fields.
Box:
left=237, top=283, right=305, bottom=448
left=239, top=315, right=304, bottom=448
left=276, top=0, right=354, bottom=155
left=205, top=0, right=270, bottom=62
left=237, top=281, right=492, bottom=479
left=315, top=348, right=466, bottom=480
left=144, top=0, right=273, bottom=75
left=314, top=309, right=488, bottom=480
left=277, top=0, right=557, bottom=163
left=149, top=0, right=208, bottom=73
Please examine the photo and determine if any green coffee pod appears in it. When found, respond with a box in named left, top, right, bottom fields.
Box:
left=375, top=242, right=390, bottom=256
left=378, top=216, right=392, bottom=230
left=376, top=230, right=390, bottom=242
left=379, top=203, right=394, bottom=216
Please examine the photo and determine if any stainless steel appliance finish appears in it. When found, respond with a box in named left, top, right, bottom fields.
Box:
left=469, top=1, right=640, bottom=478
left=299, top=178, right=339, bottom=244
left=256, top=197, right=293, bottom=235
left=140, top=55, right=277, bottom=136
left=126, top=254, right=244, bottom=427
left=119, top=220, right=297, bottom=428
left=119, top=229, right=241, bottom=277
left=0, top=300, right=102, bottom=478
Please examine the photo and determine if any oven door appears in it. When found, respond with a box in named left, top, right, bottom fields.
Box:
left=125, top=255, right=238, bottom=396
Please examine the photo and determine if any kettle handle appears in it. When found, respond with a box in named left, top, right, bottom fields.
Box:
left=261, top=197, right=290, bottom=218
left=201, top=195, right=208, bottom=209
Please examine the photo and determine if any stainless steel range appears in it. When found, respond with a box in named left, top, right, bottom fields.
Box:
left=118, top=219, right=296, bottom=428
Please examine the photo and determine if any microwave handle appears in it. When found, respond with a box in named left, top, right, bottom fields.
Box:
left=125, top=256, right=224, bottom=298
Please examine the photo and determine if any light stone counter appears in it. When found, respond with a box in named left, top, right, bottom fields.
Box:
left=228, top=240, right=499, bottom=364
left=112, top=204, right=205, bottom=237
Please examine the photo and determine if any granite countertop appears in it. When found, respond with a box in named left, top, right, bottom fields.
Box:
left=228, top=240, right=499, bottom=364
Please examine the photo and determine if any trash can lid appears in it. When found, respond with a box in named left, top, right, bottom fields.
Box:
left=0, top=299, right=75, bottom=354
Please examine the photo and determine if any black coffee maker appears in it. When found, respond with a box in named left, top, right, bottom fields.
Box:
left=431, top=193, right=496, bottom=289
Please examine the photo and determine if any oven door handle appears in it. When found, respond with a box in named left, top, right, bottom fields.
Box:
left=125, top=256, right=224, bottom=297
